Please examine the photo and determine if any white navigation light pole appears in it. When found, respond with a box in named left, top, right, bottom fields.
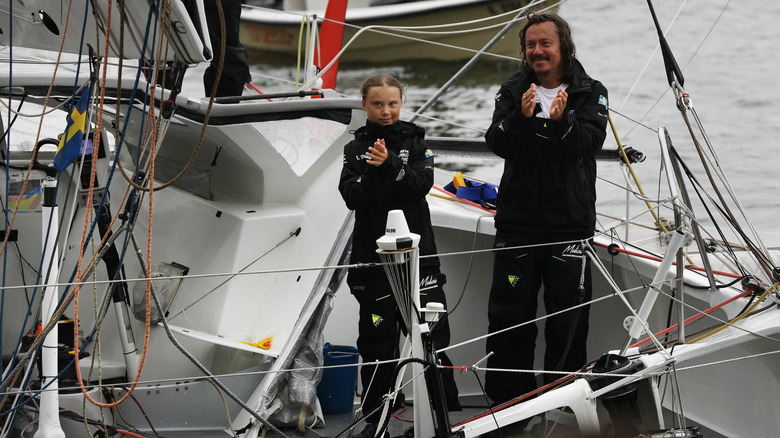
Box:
left=376, top=210, right=438, bottom=438
left=36, top=178, right=65, bottom=438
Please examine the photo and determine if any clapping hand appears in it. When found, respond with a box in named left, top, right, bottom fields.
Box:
left=366, top=139, right=388, bottom=166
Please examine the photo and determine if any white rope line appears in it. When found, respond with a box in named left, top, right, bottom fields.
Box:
left=402, top=109, right=488, bottom=135
left=617, top=0, right=688, bottom=112
left=301, top=0, right=564, bottom=90
left=652, top=282, right=780, bottom=344
left=8, top=337, right=780, bottom=401
left=616, top=0, right=732, bottom=143
left=674, top=347, right=780, bottom=372
left=14, top=228, right=758, bottom=334
left=474, top=345, right=780, bottom=379
left=421, top=237, right=593, bottom=260
left=4, top=239, right=774, bottom=404
left=0, top=82, right=87, bottom=117
left=0, top=259, right=398, bottom=293
left=471, top=366, right=646, bottom=379
left=0, top=238, right=599, bottom=293
left=603, top=106, right=658, bottom=134
left=244, top=0, right=556, bottom=33
left=0, top=355, right=404, bottom=399
left=439, top=290, right=632, bottom=354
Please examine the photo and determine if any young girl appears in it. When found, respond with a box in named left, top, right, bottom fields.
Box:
left=338, top=74, right=460, bottom=438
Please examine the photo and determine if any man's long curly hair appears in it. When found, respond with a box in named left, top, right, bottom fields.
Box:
left=519, top=12, right=576, bottom=83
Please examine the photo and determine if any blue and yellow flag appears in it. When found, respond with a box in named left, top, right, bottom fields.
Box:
left=598, top=95, right=608, bottom=109
left=54, top=84, right=90, bottom=171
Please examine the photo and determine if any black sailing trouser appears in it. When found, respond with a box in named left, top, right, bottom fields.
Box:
left=348, top=266, right=460, bottom=424
left=203, top=0, right=251, bottom=97
left=484, top=237, right=592, bottom=405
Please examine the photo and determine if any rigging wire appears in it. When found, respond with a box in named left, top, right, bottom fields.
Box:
left=70, top=0, right=159, bottom=411
left=4, top=229, right=768, bottom=394
left=246, top=0, right=562, bottom=57
left=1, top=0, right=98, bottom=432
left=0, top=0, right=194, bottom=416
left=146, top=255, right=291, bottom=437
left=0, top=0, right=234, bottom=416
left=617, top=0, right=689, bottom=113
left=168, top=227, right=302, bottom=321
left=300, top=0, right=564, bottom=90
left=0, top=89, right=76, bottom=117
left=3, top=0, right=776, bottom=434
left=681, top=103, right=776, bottom=275
left=617, top=0, right=732, bottom=142
left=668, top=146, right=772, bottom=277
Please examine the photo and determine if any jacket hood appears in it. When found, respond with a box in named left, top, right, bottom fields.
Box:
left=355, top=120, right=426, bottom=142
left=508, top=59, right=594, bottom=94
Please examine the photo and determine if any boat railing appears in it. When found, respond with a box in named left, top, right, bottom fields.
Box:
left=426, top=136, right=645, bottom=164
left=213, top=90, right=325, bottom=103
left=656, top=126, right=722, bottom=344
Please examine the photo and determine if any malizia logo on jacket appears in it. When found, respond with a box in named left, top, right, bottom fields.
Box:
left=399, top=149, right=410, bottom=164
left=395, top=149, right=410, bottom=181
left=419, top=274, right=439, bottom=291
left=561, top=244, right=584, bottom=259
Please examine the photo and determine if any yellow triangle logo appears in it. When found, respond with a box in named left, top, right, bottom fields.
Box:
left=239, top=335, right=273, bottom=350
left=372, top=314, right=381, bottom=324
left=508, top=275, right=517, bottom=286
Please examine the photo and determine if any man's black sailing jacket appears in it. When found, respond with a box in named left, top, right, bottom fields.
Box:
left=485, top=59, right=609, bottom=241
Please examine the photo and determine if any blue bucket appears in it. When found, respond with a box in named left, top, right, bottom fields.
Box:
left=317, top=343, right=359, bottom=415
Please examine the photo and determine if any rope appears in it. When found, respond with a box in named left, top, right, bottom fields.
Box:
left=3, top=0, right=776, bottom=432
left=0, top=0, right=78, bottom=263
left=616, top=0, right=688, bottom=113
left=73, top=0, right=154, bottom=409
left=630, top=287, right=753, bottom=349
left=168, top=228, right=302, bottom=320
left=300, top=0, right=565, bottom=90
left=0, top=193, right=768, bottom=396
left=676, top=98, right=776, bottom=278
left=0, top=0, right=92, bottom=414
left=0, top=331, right=773, bottom=402
left=115, top=0, right=226, bottom=193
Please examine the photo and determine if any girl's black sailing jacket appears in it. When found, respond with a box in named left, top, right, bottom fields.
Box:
left=339, top=120, right=440, bottom=278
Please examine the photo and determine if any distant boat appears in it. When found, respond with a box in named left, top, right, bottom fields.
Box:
left=240, top=0, right=550, bottom=63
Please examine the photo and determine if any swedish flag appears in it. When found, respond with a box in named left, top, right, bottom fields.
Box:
left=598, top=95, right=608, bottom=109
left=54, top=84, right=90, bottom=171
